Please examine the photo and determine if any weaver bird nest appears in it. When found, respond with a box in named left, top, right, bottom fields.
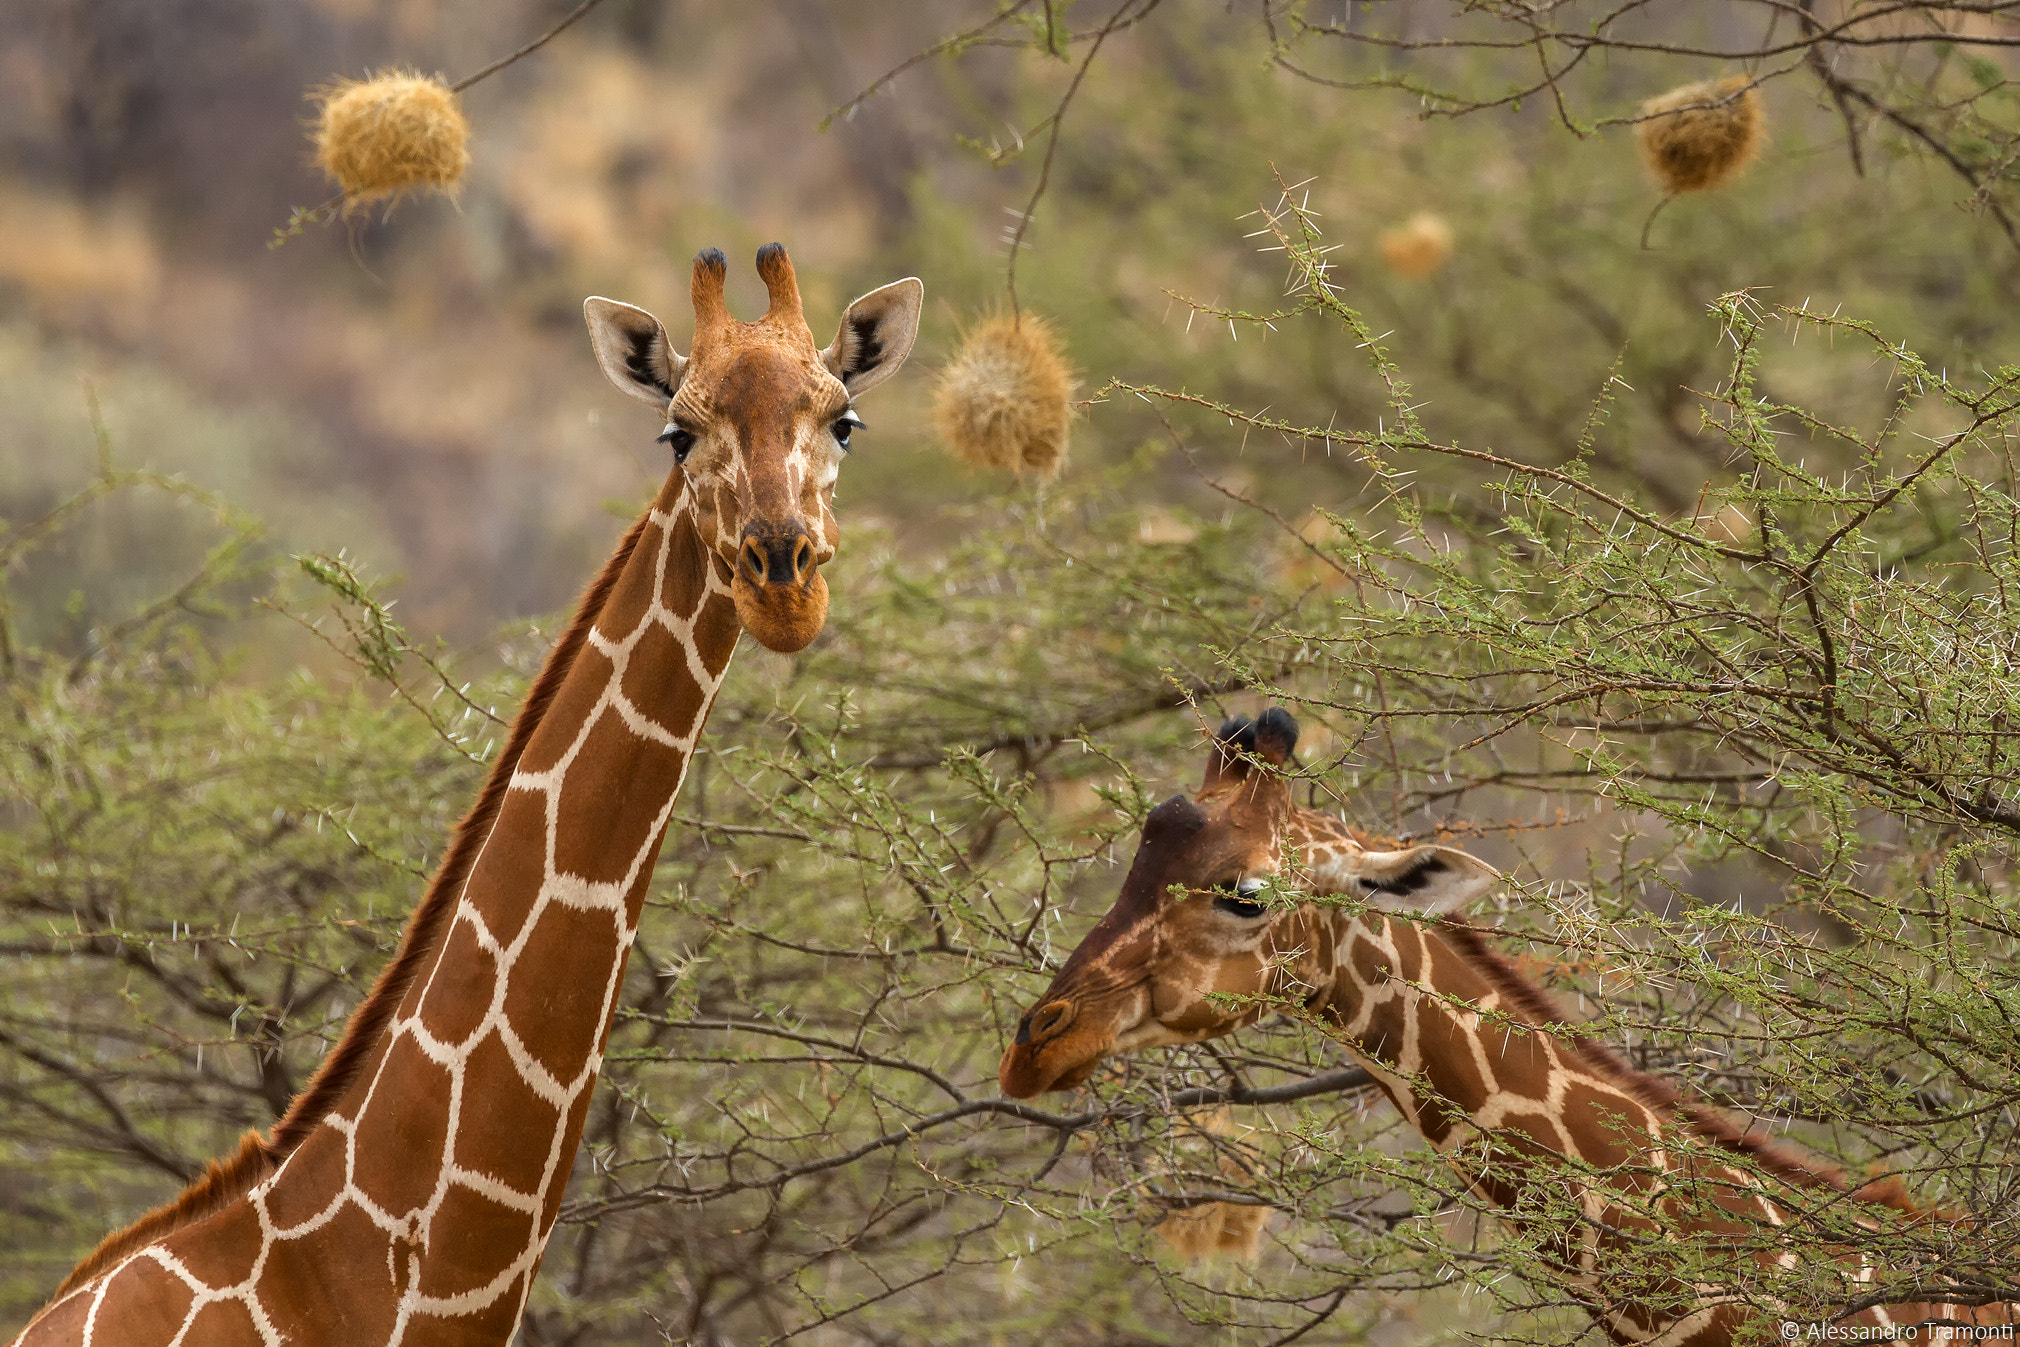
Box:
left=933, top=313, right=1076, bottom=481
left=1377, top=212, right=1455, bottom=279
left=1637, top=76, right=1765, bottom=197
left=312, top=71, right=470, bottom=209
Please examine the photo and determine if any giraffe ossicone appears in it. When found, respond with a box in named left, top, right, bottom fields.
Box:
left=13, top=245, right=922, bottom=1347
left=1000, top=708, right=2017, bottom=1346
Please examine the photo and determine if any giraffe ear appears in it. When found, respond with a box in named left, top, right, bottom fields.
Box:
left=823, top=277, right=923, bottom=396
left=584, top=297, right=688, bottom=409
left=1342, top=846, right=1500, bottom=916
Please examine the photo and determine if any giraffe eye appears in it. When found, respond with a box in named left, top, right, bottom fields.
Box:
left=658, top=423, right=697, bottom=463
left=1212, top=877, right=1270, bottom=919
left=832, top=408, right=864, bottom=450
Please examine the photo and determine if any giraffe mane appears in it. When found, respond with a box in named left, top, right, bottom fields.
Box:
left=1430, top=913, right=1922, bottom=1215
left=55, top=508, right=656, bottom=1295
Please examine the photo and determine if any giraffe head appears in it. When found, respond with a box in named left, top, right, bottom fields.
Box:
left=583, top=244, right=922, bottom=653
left=999, top=709, right=1498, bottom=1098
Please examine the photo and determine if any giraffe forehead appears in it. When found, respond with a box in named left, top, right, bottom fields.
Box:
left=681, top=343, right=843, bottom=429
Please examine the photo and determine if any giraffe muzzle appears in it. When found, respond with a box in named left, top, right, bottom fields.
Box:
left=1017, top=1000, right=1076, bottom=1046
left=730, top=521, right=830, bottom=654
left=739, top=531, right=817, bottom=588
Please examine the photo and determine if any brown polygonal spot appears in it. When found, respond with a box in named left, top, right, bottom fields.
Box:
left=550, top=707, right=686, bottom=884
left=90, top=1255, right=196, bottom=1342
left=1413, top=1090, right=1458, bottom=1145
left=1356, top=988, right=1409, bottom=1066
left=350, top=1033, right=453, bottom=1218
left=258, top=1202, right=399, bottom=1343
left=1497, top=1109, right=1572, bottom=1159
left=416, top=1181, right=537, bottom=1298
left=179, top=1297, right=267, bottom=1346
left=1561, top=1077, right=1660, bottom=1168
left=594, top=524, right=662, bottom=640
left=1349, top=935, right=1390, bottom=987
left=1393, top=926, right=1423, bottom=983
left=162, top=1197, right=265, bottom=1287
left=1477, top=1020, right=1556, bottom=1099
left=261, top=1127, right=349, bottom=1232
left=694, top=591, right=741, bottom=678
left=1418, top=1005, right=1489, bottom=1113
left=14, top=1288, right=91, bottom=1343
left=464, top=790, right=549, bottom=949
left=1423, top=934, right=1495, bottom=1003
left=655, top=519, right=712, bottom=622
left=514, top=645, right=615, bottom=777
left=618, top=619, right=709, bottom=741
left=453, top=1031, right=563, bottom=1197
left=498, top=901, right=624, bottom=1087
left=416, top=917, right=498, bottom=1048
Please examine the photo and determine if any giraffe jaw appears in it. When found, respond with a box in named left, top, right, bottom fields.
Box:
left=732, top=568, right=830, bottom=653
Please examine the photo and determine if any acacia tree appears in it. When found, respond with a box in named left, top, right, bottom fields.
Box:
left=4, top=4, right=2019, bottom=1335
left=863, top=1, right=2020, bottom=254
left=6, top=215, right=2017, bottom=1340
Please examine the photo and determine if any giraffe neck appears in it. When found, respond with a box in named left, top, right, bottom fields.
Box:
left=1275, top=812, right=2001, bottom=1347
left=22, top=475, right=744, bottom=1344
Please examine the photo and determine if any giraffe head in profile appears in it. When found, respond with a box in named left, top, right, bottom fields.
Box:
left=584, top=243, right=921, bottom=653
left=999, top=708, right=1497, bottom=1098
left=1002, top=715, right=2019, bottom=1343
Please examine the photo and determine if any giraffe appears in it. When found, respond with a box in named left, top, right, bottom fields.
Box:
left=11, top=244, right=923, bottom=1346
left=999, top=709, right=2017, bottom=1346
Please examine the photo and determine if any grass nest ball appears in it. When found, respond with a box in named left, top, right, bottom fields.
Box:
left=312, top=71, right=470, bottom=208
left=1377, top=212, right=1455, bottom=279
left=1637, top=75, right=1764, bottom=196
left=932, top=312, right=1075, bottom=480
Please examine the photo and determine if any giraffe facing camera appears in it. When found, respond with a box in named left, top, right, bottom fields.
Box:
left=584, top=244, right=921, bottom=654
left=14, top=245, right=923, bottom=1346
left=1000, top=707, right=2016, bottom=1344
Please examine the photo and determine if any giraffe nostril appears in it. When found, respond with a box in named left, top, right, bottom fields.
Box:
left=1025, top=1001, right=1075, bottom=1044
left=739, top=538, right=767, bottom=585
left=792, top=536, right=816, bottom=583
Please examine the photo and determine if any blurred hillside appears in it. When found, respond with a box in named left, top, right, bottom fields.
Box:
left=3, top=1, right=2014, bottom=646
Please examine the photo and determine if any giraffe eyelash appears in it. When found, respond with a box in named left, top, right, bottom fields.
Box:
left=1212, top=877, right=1270, bottom=919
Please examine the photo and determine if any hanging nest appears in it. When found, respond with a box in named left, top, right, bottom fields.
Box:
left=1636, top=76, right=1765, bottom=197
left=311, top=70, right=470, bottom=209
left=1153, top=1201, right=1271, bottom=1265
left=1377, top=212, right=1455, bottom=279
left=932, top=312, right=1075, bottom=480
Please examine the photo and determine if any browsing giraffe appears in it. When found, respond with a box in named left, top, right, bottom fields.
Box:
left=12, top=245, right=922, bottom=1346
left=1000, top=709, right=2017, bottom=1345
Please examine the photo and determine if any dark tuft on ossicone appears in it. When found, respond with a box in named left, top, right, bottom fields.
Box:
left=1213, top=708, right=1298, bottom=777
left=1214, top=714, right=1256, bottom=754
left=696, top=247, right=727, bottom=276
left=1253, top=707, right=1300, bottom=758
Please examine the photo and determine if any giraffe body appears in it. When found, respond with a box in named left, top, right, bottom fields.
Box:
left=13, top=246, right=922, bottom=1345
left=1000, top=710, right=2017, bottom=1346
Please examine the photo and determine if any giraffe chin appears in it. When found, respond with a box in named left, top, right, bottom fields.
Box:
left=732, top=569, right=830, bottom=653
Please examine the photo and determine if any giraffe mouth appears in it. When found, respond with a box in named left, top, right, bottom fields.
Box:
left=731, top=566, right=830, bottom=653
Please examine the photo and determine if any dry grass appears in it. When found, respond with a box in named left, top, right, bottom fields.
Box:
left=312, top=70, right=470, bottom=208
left=932, top=312, right=1075, bottom=480
left=1637, top=76, right=1765, bottom=196
left=1377, top=212, right=1455, bottom=279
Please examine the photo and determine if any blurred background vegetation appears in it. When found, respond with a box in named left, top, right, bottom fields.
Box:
left=3, top=1, right=2018, bottom=1341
